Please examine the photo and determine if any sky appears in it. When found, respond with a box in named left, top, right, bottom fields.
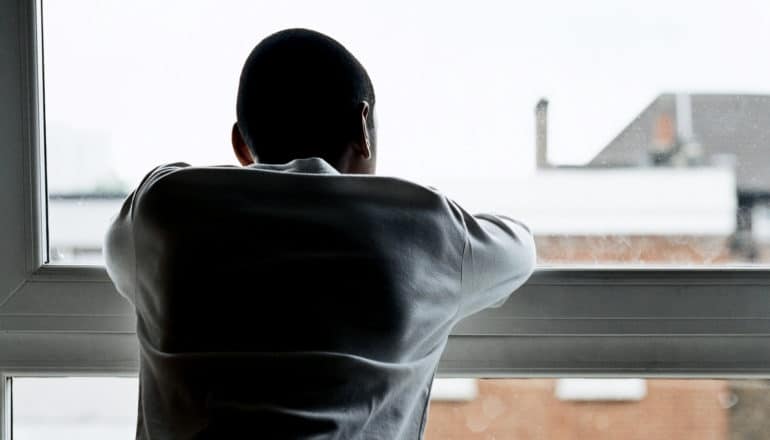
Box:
left=41, top=0, right=770, bottom=193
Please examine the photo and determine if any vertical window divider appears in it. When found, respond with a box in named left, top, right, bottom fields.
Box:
left=0, top=374, right=12, bottom=440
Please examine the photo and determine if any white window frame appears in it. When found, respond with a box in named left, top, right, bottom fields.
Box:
left=3, top=0, right=770, bottom=435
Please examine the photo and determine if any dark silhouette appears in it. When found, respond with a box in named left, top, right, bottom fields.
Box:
left=105, top=28, right=535, bottom=439
left=234, top=29, right=376, bottom=173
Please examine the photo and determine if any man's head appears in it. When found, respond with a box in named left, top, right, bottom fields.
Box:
left=232, top=29, right=376, bottom=174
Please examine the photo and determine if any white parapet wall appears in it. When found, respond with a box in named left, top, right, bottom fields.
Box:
left=426, top=167, right=737, bottom=236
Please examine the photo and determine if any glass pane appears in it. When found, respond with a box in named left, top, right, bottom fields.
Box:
left=426, top=378, right=770, bottom=439
left=42, top=1, right=770, bottom=265
left=13, top=377, right=770, bottom=438
left=12, top=377, right=138, bottom=440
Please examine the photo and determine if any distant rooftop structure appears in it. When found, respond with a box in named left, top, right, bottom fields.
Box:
left=533, top=93, right=770, bottom=259
left=585, top=94, right=770, bottom=197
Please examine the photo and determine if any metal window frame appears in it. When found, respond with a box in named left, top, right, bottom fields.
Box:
left=3, top=0, right=770, bottom=436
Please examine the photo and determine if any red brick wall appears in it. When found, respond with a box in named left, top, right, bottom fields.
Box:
left=425, top=379, right=729, bottom=440
left=535, top=236, right=733, bottom=265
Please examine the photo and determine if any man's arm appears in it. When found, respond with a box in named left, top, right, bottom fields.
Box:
left=104, top=190, right=138, bottom=305
left=451, top=203, right=536, bottom=320
left=103, top=163, right=189, bottom=306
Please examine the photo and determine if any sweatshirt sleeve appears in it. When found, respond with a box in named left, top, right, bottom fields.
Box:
left=451, top=202, right=537, bottom=320
left=103, top=163, right=189, bottom=306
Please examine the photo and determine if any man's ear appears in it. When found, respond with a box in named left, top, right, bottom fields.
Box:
left=231, top=123, right=255, bottom=166
left=353, top=101, right=372, bottom=160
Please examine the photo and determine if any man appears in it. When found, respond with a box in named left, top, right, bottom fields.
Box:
left=105, top=28, right=535, bottom=439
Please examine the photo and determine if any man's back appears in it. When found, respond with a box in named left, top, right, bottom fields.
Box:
left=105, top=157, right=535, bottom=438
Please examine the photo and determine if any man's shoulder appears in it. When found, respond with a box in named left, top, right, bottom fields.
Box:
left=133, top=162, right=457, bottom=220
left=141, top=162, right=442, bottom=196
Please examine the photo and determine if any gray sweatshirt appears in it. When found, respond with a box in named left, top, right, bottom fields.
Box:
left=104, top=157, right=535, bottom=439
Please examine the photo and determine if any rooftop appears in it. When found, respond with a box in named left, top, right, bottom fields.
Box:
left=586, top=94, right=770, bottom=196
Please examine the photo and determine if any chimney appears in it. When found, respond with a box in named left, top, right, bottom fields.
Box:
left=675, top=93, right=703, bottom=166
left=535, top=98, right=549, bottom=169
left=675, top=93, right=693, bottom=142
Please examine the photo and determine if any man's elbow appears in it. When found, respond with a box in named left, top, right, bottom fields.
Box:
left=103, top=218, right=136, bottom=306
left=520, top=227, right=537, bottom=278
left=500, top=226, right=537, bottom=306
left=501, top=216, right=537, bottom=277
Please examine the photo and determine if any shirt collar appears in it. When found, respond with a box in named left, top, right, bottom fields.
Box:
left=248, top=157, right=340, bottom=175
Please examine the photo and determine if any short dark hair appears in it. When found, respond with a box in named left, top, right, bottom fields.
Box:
left=236, top=29, right=375, bottom=164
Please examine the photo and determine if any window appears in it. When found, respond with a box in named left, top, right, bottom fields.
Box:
left=2, top=0, right=770, bottom=439
left=42, top=0, right=770, bottom=266
left=12, top=377, right=137, bottom=440
left=11, top=377, right=770, bottom=439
